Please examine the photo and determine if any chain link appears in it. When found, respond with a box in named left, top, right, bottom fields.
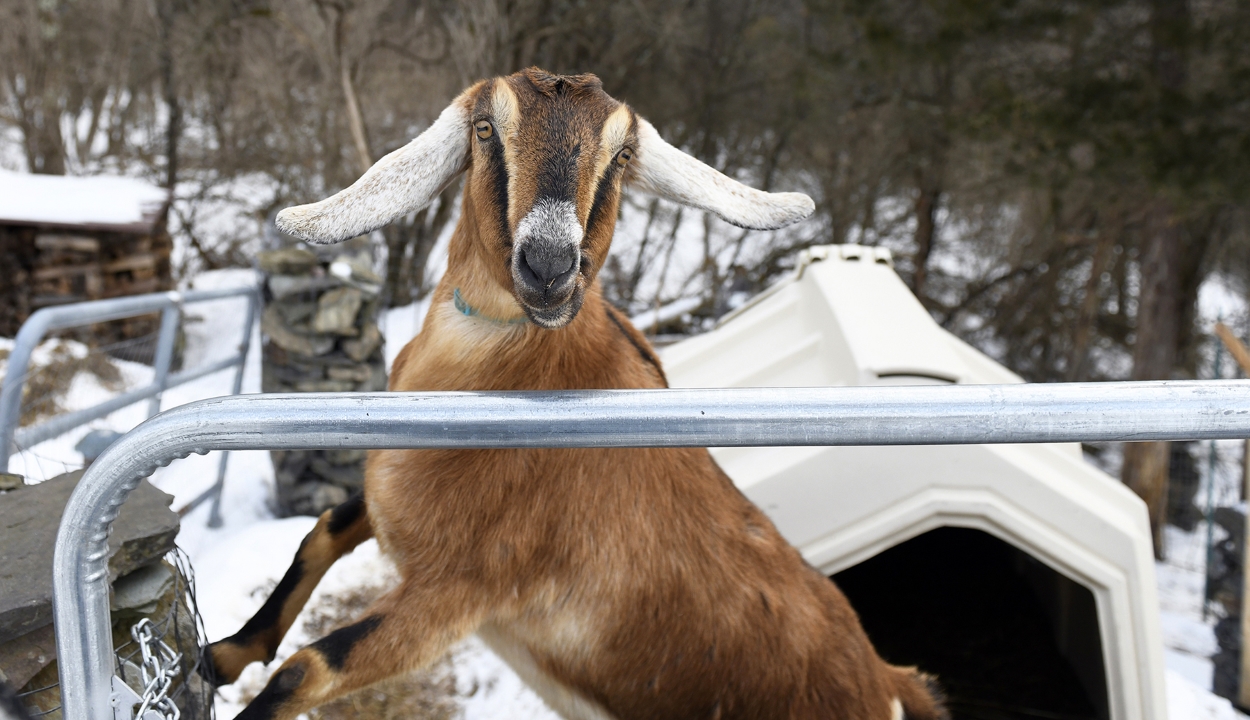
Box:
left=130, top=618, right=182, bottom=720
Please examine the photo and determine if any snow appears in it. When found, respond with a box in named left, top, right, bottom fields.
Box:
left=629, top=296, right=704, bottom=331
left=0, top=168, right=168, bottom=230
left=1171, top=669, right=1248, bottom=720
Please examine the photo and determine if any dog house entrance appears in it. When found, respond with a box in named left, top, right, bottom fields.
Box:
left=831, top=528, right=1110, bottom=720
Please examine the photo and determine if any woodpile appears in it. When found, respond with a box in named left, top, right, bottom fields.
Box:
left=0, top=172, right=172, bottom=349
left=259, top=238, right=387, bottom=516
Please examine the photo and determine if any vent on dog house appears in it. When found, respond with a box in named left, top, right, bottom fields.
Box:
left=659, top=245, right=1164, bottom=720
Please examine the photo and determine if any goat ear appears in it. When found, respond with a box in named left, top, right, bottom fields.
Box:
left=627, top=118, right=814, bottom=231
left=276, top=99, right=471, bottom=244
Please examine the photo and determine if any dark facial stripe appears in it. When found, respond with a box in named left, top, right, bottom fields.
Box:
left=585, top=163, right=621, bottom=242
left=536, top=139, right=581, bottom=202
left=310, top=615, right=384, bottom=670
left=484, top=136, right=511, bottom=245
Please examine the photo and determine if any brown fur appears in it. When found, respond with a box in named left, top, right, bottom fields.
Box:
left=213, top=68, right=947, bottom=720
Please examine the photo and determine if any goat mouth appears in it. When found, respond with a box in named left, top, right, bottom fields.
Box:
left=519, top=285, right=585, bottom=329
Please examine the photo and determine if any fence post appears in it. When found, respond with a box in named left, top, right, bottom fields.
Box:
left=145, top=300, right=182, bottom=418
left=207, top=290, right=258, bottom=527
left=0, top=313, right=54, bottom=472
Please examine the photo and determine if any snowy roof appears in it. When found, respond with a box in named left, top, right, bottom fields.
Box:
left=0, top=169, right=170, bottom=233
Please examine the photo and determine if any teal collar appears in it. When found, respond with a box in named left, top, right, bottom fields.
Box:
left=453, top=288, right=530, bottom=326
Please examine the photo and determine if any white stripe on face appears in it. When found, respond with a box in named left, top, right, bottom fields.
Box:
left=516, top=198, right=583, bottom=253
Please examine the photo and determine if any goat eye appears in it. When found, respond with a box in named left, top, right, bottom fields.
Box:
left=475, top=121, right=493, bottom=140
left=616, top=148, right=633, bottom=166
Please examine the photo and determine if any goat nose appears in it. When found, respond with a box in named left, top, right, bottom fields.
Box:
left=520, top=245, right=575, bottom=287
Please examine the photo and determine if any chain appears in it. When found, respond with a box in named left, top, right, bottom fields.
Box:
left=129, top=618, right=183, bottom=720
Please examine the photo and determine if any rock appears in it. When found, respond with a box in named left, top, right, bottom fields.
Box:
left=262, top=307, right=335, bottom=357
left=0, top=475, right=21, bottom=492
left=257, top=247, right=319, bottom=275
left=0, top=472, right=178, bottom=644
left=342, top=321, right=383, bottom=362
left=313, top=288, right=363, bottom=336
left=0, top=623, right=54, bottom=688
left=327, top=364, right=373, bottom=382
left=74, top=429, right=123, bottom=463
left=111, top=562, right=174, bottom=615
left=268, top=274, right=341, bottom=300
left=309, top=458, right=364, bottom=490
left=325, top=449, right=367, bottom=465
left=358, top=362, right=389, bottom=392
left=328, top=258, right=384, bottom=297
left=294, top=379, right=357, bottom=392
left=272, top=299, right=318, bottom=325
left=287, top=481, right=348, bottom=517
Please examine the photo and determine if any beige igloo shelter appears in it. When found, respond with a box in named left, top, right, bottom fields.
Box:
left=659, top=245, right=1165, bottom=720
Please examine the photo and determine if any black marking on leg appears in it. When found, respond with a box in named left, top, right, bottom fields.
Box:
left=228, top=557, right=305, bottom=651
left=199, top=643, right=223, bottom=687
left=311, top=615, right=384, bottom=671
left=327, top=492, right=365, bottom=536
left=236, top=664, right=305, bottom=719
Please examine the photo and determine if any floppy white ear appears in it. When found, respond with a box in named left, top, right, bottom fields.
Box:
left=629, top=119, right=814, bottom=231
left=276, top=100, right=471, bottom=244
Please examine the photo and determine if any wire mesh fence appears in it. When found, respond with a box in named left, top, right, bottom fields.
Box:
left=15, top=548, right=214, bottom=720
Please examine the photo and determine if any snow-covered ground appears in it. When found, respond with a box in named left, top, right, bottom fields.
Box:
left=3, top=266, right=1249, bottom=718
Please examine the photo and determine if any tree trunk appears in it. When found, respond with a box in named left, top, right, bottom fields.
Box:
left=341, top=62, right=372, bottom=176
left=383, top=183, right=458, bottom=306
left=1067, top=236, right=1116, bottom=381
left=1122, top=0, right=1193, bottom=558
left=910, top=182, right=940, bottom=298
left=157, top=0, right=181, bottom=191
left=1122, top=206, right=1183, bottom=557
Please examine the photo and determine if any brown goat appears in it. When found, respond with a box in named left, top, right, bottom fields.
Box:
left=206, top=68, right=948, bottom=720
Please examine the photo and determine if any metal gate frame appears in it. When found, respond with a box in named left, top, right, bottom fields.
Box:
left=52, top=380, right=1250, bottom=718
left=0, top=286, right=258, bottom=525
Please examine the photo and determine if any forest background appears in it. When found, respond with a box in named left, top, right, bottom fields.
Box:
left=2, top=0, right=1249, bottom=553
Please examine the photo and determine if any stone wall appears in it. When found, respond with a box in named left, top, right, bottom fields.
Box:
left=0, top=472, right=210, bottom=718
left=259, top=238, right=387, bottom=517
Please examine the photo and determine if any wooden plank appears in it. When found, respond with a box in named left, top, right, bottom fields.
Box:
left=102, top=252, right=156, bottom=274
left=31, top=263, right=102, bottom=281
left=34, top=233, right=99, bottom=253
left=103, top=277, right=160, bottom=296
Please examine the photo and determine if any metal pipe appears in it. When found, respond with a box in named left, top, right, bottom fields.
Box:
left=146, top=304, right=182, bottom=418
left=54, top=379, right=1250, bottom=717
left=0, top=287, right=257, bottom=470
left=11, top=354, right=244, bottom=451
left=208, top=292, right=258, bottom=528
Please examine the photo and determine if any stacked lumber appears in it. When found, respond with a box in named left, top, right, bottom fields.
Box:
left=0, top=225, right=173, bottom=347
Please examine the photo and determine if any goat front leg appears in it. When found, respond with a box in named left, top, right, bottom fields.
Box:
left=234, top=579, right=484, bottom=720
left=206, top=492, right=373, bottom=685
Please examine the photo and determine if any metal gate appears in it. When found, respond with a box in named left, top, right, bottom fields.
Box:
left=0, top=286, right=258, bottom=524
left=51, top=380, right=1250, bottom=718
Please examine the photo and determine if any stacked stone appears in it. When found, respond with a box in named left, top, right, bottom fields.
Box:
left=259, top=237, right=387, bottom=517
left=0, top=472, right=209, bottom=718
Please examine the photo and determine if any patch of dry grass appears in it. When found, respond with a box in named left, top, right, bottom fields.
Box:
left=2, top=342, right=123, bottom=426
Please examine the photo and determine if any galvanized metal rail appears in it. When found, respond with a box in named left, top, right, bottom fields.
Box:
left=53, top=380, right=1250, bottom=718
left=0, top=286, right=258, bottom=526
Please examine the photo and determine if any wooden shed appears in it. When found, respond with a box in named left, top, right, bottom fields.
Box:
left=0, top=169, right=172, bottom=344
